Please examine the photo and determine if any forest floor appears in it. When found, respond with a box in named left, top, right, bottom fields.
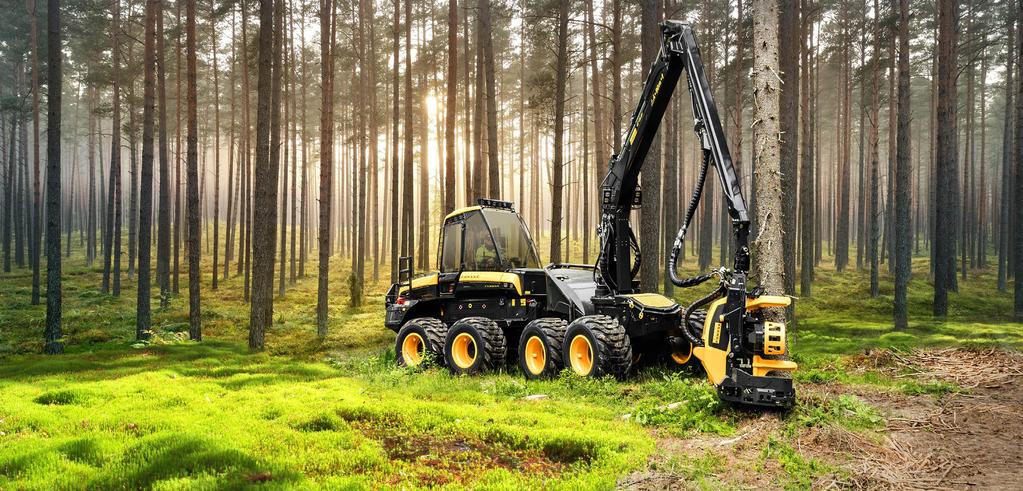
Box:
left=1, top=245, right=1022, bottom=489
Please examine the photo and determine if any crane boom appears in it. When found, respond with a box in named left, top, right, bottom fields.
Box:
left=596, top=21, right=750, bottom=295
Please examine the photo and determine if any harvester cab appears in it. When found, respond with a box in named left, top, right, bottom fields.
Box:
left=385, top=21, right=797, bottom=409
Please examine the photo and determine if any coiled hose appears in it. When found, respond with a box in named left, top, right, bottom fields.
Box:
left=682, top=284, right=724, bottom=347
left=667, top=151, right=714, bottom=288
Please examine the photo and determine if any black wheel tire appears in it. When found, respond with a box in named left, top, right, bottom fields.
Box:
left=562, top=315, right=632, bottom=379
left=444, top=317, right=507, bottom=375
left=395, top=318, right=448, bottom=367
left=517, top=318, right=568, bottom=379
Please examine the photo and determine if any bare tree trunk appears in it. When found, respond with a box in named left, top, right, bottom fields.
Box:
left=317, top=0, right=335, bottom=336
left=893, top=0, right=911, bottom=329
left=778, top=0, right=798, bottom=301
left=186, top=0, right=201, bottom=340
left=639, top=0, right=661, bottom=292
left=799, top=0, right=814, bottom=297
left=156, top=0, right=171, bottom=306
left=249, top=0, right=282, bottom=350
left=934, top=0, right=959, bottom=316
left=225, top=8, right=237, bottom=281
left=401, top=0, right=414, bottom=260
left=868, top=0, right=880, bottom=298
left=751, top=0, right=785, bottom=300
left=999, top=14, right=1015, bottom=292
left=549, top=0, right=569, bottom=263
left=1015, top=0, right=1023, bottom=319
left=389, top=0, right=399, bottom=282
left=137, top=0, right=158, bottom=341
left=611, top=0, right=622, bottom=148
left=29, top=0, right=42, bottom=304
left=211, top=4, right=221, bottom=291
left=43, top=0, right=62, bottom=354
left=444, top=0, right=457, bottom=214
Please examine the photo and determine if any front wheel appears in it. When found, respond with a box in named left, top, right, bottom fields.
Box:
left=562, top=315, right=632, bottom=379
left=395, top=318, right=447, bottom=367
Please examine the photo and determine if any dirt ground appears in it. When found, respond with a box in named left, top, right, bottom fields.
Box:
left=619, top=348, right=1023, bottom=490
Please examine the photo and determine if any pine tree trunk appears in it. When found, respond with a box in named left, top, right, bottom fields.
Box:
left=639, top=0, right=661, bottom=292
left=317, top=0, right=335, bottom=336
left=999, top=14, right=1014, bottom=292
left=778, top=0, right=799, bottom=300
left=249, top=0, right=281, bottom=350
left=211, top=6, right=221, bottom=291
left=893, top=0, right=911, bottom=329
left=185, top=0, right=201, bottom=340
left=869, top=0, right=880, bottom=298
left=751, top=0, right=785, bottom=299
left=549, top=0, right=569, bottom=264
left=156, top=0, right=171, bottom=305
left=389, top=0, right=399, bottom=282
left=444, top=0, right=457, bottom=214
left=29, top=0, right=42, bottom=304
left=401, top=0, right=414, bottom=260
left=933, top=0, right=959, bottom=316
left=43, top=0, right=62, bottom=354
left=1014, top=0, right=1023, bottom=319
left=137, top=0, right=158, bottom=340
left=799, top=0, right=814, bottom=297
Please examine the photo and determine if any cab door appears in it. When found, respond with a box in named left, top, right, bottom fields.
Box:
left=438, top=220, right=464, bottom=297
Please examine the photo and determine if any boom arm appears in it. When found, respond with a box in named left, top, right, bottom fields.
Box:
left=596, top=21, right=750, bottom=295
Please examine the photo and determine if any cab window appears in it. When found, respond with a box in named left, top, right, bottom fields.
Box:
left=482, top=209, right=541, bottom=269
left=463, top=213, right=501, bottom=271
left=440, top=222, right=463, bottom=272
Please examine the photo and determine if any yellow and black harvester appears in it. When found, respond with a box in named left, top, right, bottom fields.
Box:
left=385, top=22, right=796, bottom=408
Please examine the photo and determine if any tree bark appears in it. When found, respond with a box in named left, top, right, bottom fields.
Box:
left=999, top=13, right=1015, bottom=292
left=156, top=0, right=171, bottom=305
left=137, top=0, right=159, bottom=341
left=639, top=0, right=661, bottom=292
left=893, top=0, right=911, bottom=329
left=29, top=0, right=42, bottom=304
left=249, top=0, right=281, bottom=350
left=317, top=0, right=335, bottom=336
left=43, top=0, right=62, bottom=354
left=389, top=0, right=399, bottom=282
left=869, top=0, right=880, bottom=298
left=799, top=0, right=814, bottom=297
left=1015, top=0, right=1023, bottom=319
left=778, top=0, right=798, bottom=301
left=549, top=0, right=569, bottom=263
left=444, top=0, right=457, bottom=214
left=751, top=0, right=785, bottom=299
left=186, top=0, right=201, bottom=340
left=934, top=0, right=959, bottom=316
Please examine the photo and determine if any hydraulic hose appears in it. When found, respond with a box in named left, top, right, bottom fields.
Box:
left=667, top=151, right=713, bottom=288
left=682, top=284, right=725, bottom=348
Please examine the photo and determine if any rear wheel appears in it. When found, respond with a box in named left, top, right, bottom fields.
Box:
left=395, top=318, right=448, bottom=367
left=517, top=318, right=568, bottom=379
left=444, top=317, right=507, bottom=375
left=562, top=315, right=632, bottom=379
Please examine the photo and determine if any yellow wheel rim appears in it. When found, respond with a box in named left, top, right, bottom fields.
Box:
left=401, top=332, right=425, bottom=366
left=451, top=332, right=477, bottom=369
left=569, top=335, right=594, bottom=376
left=524, top=336, right=547, bottom=375
left=671, top=344, right=693, bottom=365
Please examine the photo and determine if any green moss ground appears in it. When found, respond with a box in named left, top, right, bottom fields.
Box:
left=1, top=239, right=1019, bottom=489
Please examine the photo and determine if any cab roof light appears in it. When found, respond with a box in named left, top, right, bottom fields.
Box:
left=477, top=198, right=514, bottom=210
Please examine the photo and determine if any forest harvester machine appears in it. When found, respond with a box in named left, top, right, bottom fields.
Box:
left=384, top=22, right=797, bottom=408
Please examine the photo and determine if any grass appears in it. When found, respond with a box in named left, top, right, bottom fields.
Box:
left=1, top=236, right=1020, bottom=489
